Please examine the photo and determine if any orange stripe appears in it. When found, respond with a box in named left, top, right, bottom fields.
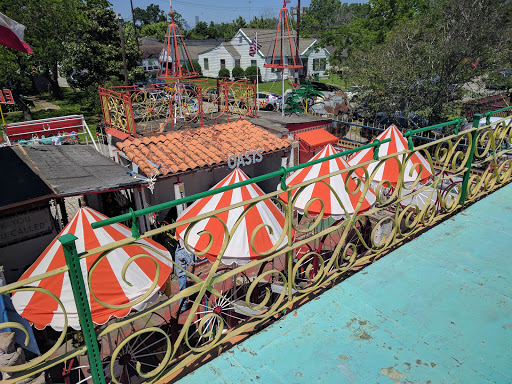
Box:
left=20, top=211, right=81, bottom=328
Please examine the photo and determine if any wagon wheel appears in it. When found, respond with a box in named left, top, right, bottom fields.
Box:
left=400, top=186, right=439, bottom=213
left=186, top=268, right=251, bottom=349
left=228, top=81, right=256, bottom=116
left=131, top=89, right=171, bottom=134
left=96, top=312, right=171, bottom=384
left=439, top=180, right=462, bottom=211
left=295, top=218, right=372, bottom=284
left=202, top=86, right=225, bottom=119
left=171, top=85, right=200, bottom=123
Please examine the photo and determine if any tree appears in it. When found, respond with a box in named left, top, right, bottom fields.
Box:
left=232, top=66, right=244, bottom=80
left=133, top=4, right=167, bottom=26
left=2, top=0, right=83, bottom=99
left=0, top=46, right=33, bottom=120
left=348, top=0, right=511, bottom=123
left=139, top=11, right=187, bottom=42
left=218, top=68, right=230, bottom=79
left=61, top=4, right=141, bottom=90
left=248, top=16, right=278, bottom=29
left=140, top=21, right=169, bottom=42
left=244, top=66, right=261, bottom=82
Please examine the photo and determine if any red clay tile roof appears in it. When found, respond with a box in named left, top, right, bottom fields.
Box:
left=117, top=120, right=292, bottom=176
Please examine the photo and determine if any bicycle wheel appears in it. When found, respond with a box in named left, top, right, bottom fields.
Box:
left=186, top=268, right=251, bottom=349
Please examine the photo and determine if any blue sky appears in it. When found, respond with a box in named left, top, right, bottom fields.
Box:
left=110, top=0, right=365, bottom=27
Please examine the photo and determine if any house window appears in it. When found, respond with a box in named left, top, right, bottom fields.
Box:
left=313, top=58, right=326, bottom=71
left=251, top=59, right=257, bottom=67
left=239, top=36, right=243, bottom=44
left=204, top=58, right=209, bottom=70
left=235, top=59, right=240, bottom=67
left=220, top=59, right=226, bottom=69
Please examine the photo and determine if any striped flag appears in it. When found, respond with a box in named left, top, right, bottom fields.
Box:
left=0, top=12, right=33, bottom=54
left=249, top=33, right=261, bottom=57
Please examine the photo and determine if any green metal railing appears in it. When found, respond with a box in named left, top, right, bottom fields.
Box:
left=1, top=111, right=511, bottom=384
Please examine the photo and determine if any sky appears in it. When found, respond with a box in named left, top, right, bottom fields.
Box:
left=110, top=0, right=365, bottom=27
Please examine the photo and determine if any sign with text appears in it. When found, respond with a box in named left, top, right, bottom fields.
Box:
left=227, top=149, right=263, bottom=169
left=0, top=209, right=54, bottom=247
left=0, top=89, right=14, bottom=105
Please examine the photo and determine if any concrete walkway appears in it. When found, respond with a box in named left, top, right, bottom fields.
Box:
left=177, top=183, right=512, bottom=384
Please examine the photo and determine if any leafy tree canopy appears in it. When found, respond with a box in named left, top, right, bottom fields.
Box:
left=347, top=0, right=511, bottom=123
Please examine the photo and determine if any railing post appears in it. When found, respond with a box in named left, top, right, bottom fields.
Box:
left=459, top=114, right=481, bottom=205
left=59, top=234, right=106, bottom=384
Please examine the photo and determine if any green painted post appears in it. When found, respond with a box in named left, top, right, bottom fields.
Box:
left=59, top=234, right=106, bottom=384
left=459, top=114, right=481, bottom=205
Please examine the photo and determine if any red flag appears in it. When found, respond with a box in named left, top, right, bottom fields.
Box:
left=249, top=33, right=262, bottom=57
left=0, top=12, right=33, bottom=54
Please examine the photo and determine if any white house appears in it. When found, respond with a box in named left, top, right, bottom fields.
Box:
left=198, top=28, right=333, bottom=82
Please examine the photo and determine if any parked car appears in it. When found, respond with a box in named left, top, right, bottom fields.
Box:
left=257, top=92, right=282, bottom=111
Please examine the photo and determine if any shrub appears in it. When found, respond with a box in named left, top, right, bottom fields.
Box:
left=244, top=66, right=261, bottom=82
left=232, top=66, right=245, bottom=80
left=218, top=68, right=230, bottom=79
left=191, top=61, right=202, bottom=76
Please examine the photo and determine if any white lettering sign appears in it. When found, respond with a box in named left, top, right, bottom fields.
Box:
left=0, top=209, right=54, bottom=247
left=227, top=149, right=263, bottom=169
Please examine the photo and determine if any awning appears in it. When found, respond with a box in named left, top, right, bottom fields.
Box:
left=296, top=129, right=338, bottom=151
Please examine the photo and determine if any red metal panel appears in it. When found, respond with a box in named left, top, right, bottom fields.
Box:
left=5, top=116, right=84, bottom=141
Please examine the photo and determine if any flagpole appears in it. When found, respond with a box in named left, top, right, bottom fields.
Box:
left=256, top=32, right=259, bottom=113
left=281, top=17, right=285, bottom=117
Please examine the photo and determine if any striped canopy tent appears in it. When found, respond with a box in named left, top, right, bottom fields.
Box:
left=279, top=144, right=376, bottom=220
left=12, top=207, right=173, bottom=331
left=348, top=125, right=433, bottom=186
left=176, top=168, right=288, bottom=265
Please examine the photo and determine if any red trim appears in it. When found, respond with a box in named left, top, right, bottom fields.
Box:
left=286, top=121, right=330, bottom=132
left=105, top=127, right=133, bottom=141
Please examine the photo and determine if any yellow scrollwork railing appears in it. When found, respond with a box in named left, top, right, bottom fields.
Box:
left=0, top=112, right=511, bottom=383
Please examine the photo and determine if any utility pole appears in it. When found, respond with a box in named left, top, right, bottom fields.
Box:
left=130, top=0, right=140, bottom=50
left=296, top=0, right=300, bottom=52
left=297, top=0, right=302, bottom=80
left=118, top=14, right=129, bottom=86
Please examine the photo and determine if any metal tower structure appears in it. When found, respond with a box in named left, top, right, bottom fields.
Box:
left=264, top=0, right=302, bottom=116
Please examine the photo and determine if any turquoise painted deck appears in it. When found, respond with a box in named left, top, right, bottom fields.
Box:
left=177, top=184, right=512, bottom=384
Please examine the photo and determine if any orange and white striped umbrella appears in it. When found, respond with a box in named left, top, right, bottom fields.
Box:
left=279, top=144, right=376, bottom=219
left=348, top=125, right=433, bottom=185
left=176, top=168, right=288, bottom=265
left=12, top=207, right=173, bottom=331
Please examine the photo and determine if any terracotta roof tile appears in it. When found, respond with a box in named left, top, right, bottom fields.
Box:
left=116, top=121, right=291, bottom=177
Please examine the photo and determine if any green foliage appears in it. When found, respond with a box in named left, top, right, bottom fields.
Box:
left=244, top=66, right=261, bottom=82
left=218, top=68, right=230, bottom=79
left=140, top=22, right=169, bottom=43
left=248, top=16, right=278, bottom=29
left=1, top=0, right=84, bottom=99
left=133, top=4, right=167, bottom=26
left=60, top=4, right=141, bottom=91
left=232, top=66, right=245, bottom=80
left=347, top=0, right=511, bottom=123
left=191, top=61, right=202, bottom=76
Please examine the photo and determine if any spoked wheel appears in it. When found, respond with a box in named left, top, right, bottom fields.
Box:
left=439, top=180, right=462, bottom=211
left=97, top=312, right=170, bottom=384
left=131, top=89, right=172, bottom=134
left=187, top=268, right=251, bottom=349
left=295, top=218, right=372, bottom=285
left=400, top=185, right=440, bottom=213
left=171, top=84, right=200, bottom=124
left=202, top=86, right=225, bottom=119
